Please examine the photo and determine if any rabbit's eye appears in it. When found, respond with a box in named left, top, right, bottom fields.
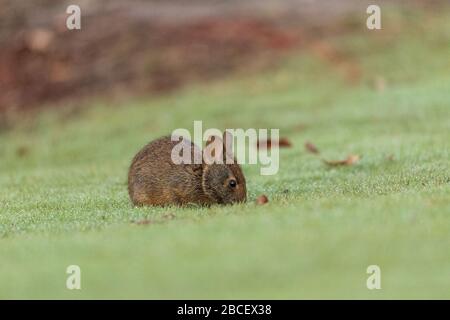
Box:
left=228, top=179, right=237, bottom=188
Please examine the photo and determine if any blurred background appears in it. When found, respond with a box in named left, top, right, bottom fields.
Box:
left=0, top=0, right=444, bottom=116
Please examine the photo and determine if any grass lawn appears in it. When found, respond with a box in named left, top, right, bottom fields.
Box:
left=0, top=7, right=449, bottom=299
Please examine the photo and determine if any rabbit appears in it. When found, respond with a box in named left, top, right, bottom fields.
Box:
left=128, top=132, right=247, bottom=206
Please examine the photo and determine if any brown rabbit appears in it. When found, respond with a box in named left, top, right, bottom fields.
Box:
left=128, top=133, right=247, bottom=206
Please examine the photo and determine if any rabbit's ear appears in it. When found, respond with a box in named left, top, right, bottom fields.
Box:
left=204, top=135, right=223, bottom=164
left=223, top=130, right=235, bottom=164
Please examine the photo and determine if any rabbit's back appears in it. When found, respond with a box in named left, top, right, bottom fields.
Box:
left=128, top=136, right=210, bottom=206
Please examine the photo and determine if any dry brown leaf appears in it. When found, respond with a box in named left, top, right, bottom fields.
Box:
left=257, top=137, right=292, bottom=149
left=278, top=138, right=292, bottom=147
left=305, top=141, right=320, bottom=154
left=256, top=194, right=269, bottom=205
left=323, top=154, right=361, bottom=167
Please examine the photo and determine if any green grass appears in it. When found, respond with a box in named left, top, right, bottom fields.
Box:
left=0, top=7, right=449, bottom=299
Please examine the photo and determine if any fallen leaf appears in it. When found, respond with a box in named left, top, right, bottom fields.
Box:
left=323, top=154, right=361, bottom=167
left=279, top=138, right=292, bottom=147
left=257, top=137, right=292, bottom=149
left=256, top=194, right=269, bottom=205
left=305, top=141, right=320, bottom=154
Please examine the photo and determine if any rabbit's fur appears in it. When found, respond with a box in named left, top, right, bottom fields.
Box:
left=128, top=134, right=247, bottom=206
